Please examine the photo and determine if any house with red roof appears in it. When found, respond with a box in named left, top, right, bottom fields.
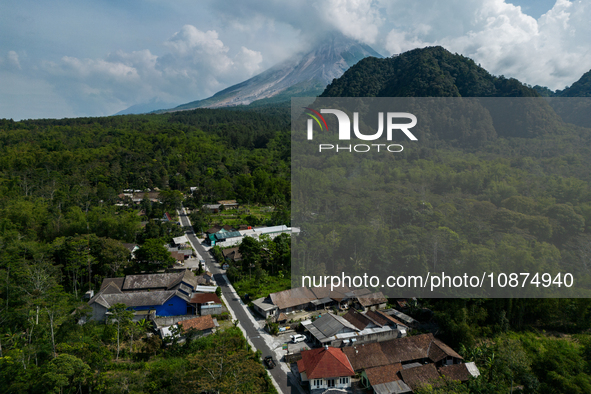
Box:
left=297, top=346, right=355, bottom=392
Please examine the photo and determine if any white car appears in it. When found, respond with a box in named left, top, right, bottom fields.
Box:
left=290, top=334, right=306, bottom=343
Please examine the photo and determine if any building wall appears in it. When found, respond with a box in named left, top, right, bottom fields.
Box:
left=329, top=328, right=400, bottom=347
left=91, top=304, right=107, bottom=321
left=309, top=377, right=351, bottom=390
left=152, top=314, right=196, bottom=329
left=200, top=305, right=223, bottom=316
left=131, top=295, right=188, bottom=317
left=279, top=303, right=310, bottom=314
left=253, top=304, right=276, bottom=318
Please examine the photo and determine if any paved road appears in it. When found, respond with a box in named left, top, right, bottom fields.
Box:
left=178, top=209, right=302, bottom=394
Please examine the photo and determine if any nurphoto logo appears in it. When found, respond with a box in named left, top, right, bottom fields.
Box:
left=304, top=107, right=418, bottom=153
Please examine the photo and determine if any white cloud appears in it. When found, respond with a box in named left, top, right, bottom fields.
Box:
left=205, top=0, right=591, bottom=90
left=235, top=46, right=264, bottom=74
left=7, top=51, right=21, bottom=69
left=315, top=0, right=384, bottom=45
left=381, top=0, right=591, bottom=89
left=39, top=25, right=263, bottom=116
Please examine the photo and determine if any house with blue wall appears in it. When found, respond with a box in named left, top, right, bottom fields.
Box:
left=88, top=270, right=202, bottom=321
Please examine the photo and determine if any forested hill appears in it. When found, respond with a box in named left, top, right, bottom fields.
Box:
left=557, top=69, right=591, bottom=97
left=320, top=46, right=539, bottom=98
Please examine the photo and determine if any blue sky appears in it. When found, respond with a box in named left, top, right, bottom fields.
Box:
left=1, top=0, right=589, bottom=120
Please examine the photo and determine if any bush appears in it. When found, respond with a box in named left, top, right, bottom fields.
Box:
left=215, top=312, right=231, bottom=321
left=266, top=322, right=279, bottom=336
left=211, top=245, right=223, bottom=262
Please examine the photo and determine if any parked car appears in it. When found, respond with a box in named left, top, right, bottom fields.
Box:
left=290, top=334, right=306, bottom=343
left=264, top=356, right=276, bottom=369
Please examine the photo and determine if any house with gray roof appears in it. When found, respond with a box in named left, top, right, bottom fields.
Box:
left=252, top=286, right=316, bottom=318
left=303, top=310, right=402, bottom=348
left=88, top=269, right=199, bottom=321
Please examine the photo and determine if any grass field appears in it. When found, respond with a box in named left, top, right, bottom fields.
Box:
left=204, top=204, right=275, bottom=228
left=232, top=274, right=290, bottom=301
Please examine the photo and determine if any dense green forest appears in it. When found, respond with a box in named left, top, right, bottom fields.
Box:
left=0, top=108, right=289, bottom=393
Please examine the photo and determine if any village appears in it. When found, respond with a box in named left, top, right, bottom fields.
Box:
left=85, top=191, right=480, bottom=394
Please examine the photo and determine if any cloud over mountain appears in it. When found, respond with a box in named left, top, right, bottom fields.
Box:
left=38, top=25, right=263, bottom=115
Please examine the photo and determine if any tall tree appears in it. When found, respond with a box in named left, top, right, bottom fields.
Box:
left=107, top=303, right=134, bottom=361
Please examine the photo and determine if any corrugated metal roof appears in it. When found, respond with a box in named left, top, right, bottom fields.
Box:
left=257, top=225, right=289, bottom=234
left=310, top=297, right=333, bottom=306
left=384, top=309, right=418, bottom=325
left=195, top=285, right=217, bottom=293
left=302, top=319, right=330, bottom=342
left=312, top=313, right=358, bottom=338
left=373, top=381, right=412, bottom=394
left=466, top=362, right=480, bottom=378
left=215, top=231, right=241, bottom=240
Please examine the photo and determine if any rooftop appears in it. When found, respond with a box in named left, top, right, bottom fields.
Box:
left=297, top=347, right=355, bottom=379
left=221, top=247, right=242, bottom=260
left=342, top=342, right=389, bottom=371
left=365, top=363, right=404, bottom=385
left=384, top=309, right=419, bottom=325
left=312, top=313, right=358, bottom=338
left=399, top=363, right=441, bottom=391
left=190, top=293, right=222, bottom=304
left=342, top=310, right=376, bottom=330
left=178, top=315, right=217, bottom=331
left=342, top=334, right=463, bottom=370
left=269, top=286, right=316, bottom=310
left=438, top=363, right=477, bottom=382
left=357, top=291, right=388, bottom=307
left=89, top=290, right=183, bottom=309
left=122, top=272, right=183, bottom=291
left=252, top=297, right=277, bottom=312
left=366, top=309, right=406, bottom=327
left=309, top=285, right=351, bottom=301
left=172, top=235, right=189, bottom=244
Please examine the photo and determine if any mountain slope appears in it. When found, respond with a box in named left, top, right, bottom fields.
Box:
left=114, top=99, right=179, bottom=116
left=316, top=46, right=570, bottom=142
left=172, top=34, right=382, bottom=110
left=320, top=46, right=539, bottom=98
left=557, top=69, right=591, bottom=97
